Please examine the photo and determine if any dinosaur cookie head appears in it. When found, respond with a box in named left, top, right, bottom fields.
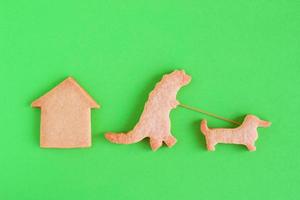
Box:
left=169, top=70, right=191, bottom=86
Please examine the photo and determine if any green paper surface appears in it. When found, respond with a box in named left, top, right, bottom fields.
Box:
left=0, top=0, right=299, bottom=199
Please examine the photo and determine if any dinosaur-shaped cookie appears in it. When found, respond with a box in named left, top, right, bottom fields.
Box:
left=105, top=70, right=191, bottom=151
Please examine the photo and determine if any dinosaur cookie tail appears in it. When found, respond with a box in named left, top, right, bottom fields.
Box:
left=105, top=131, right=145, bottom=144
left=200, top=120, right=209, bottom=135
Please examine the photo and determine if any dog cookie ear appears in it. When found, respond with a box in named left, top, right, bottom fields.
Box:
left=200, top=115, right=271, bottom=151
left=105, top=70, right=191, bottom=151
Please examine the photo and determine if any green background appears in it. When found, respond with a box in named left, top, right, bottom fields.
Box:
left=1, top=0, right=299, bottom=199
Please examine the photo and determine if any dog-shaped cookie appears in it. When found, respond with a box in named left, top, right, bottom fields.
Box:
left=200, top=115, right=271, bottom=151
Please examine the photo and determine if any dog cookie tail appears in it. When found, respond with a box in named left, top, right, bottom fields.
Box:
left=200, top=120, right=209, bottom=135
left=105, top=131, right=145, bottom=144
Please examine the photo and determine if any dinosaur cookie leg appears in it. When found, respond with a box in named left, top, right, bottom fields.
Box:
left=163, top=135, right=177, bottom=147
left=150, top=138, right=163, bottom=151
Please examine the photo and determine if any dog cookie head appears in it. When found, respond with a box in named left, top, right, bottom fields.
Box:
left=246, top=115, right=272, bottom=128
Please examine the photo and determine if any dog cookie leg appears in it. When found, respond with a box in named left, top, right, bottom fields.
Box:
left=150, top=138, right=163, bottom=151
left=164, top=135, right=177, bottom=147
left=246, top=144, right=256, bottom=151
left=207, top=145, right=216, bottom=151
left=206, top=140, right=216, bottom=151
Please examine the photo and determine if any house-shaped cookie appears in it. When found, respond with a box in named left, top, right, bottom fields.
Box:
left=32, top=77, right=100, bottom=148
